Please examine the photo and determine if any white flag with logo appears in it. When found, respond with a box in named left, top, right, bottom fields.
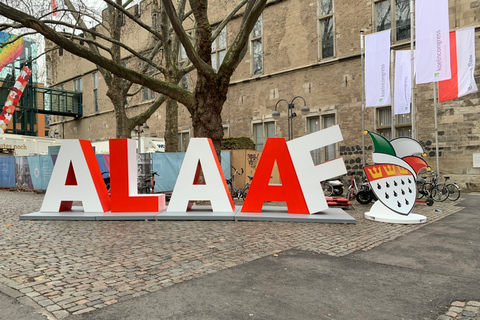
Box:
left=438, top=27, right=478, bottom=102
left=365, top=30, right=391, bottom=107
left=394, top=50, right=412, bottom=114
left=415, top=0, right=451, bottom=84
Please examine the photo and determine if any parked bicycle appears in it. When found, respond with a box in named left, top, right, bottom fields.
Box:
left=137, top=171, right=158, bottom=194
left=444, top=176, right=461, bottom=201
left=226, top=166, right=244, bottom=199
left=102, top=171, right=111, bottom=193
left=427, top=172, right=449, bottom=202
left=237, top=175, right=253, bottom=200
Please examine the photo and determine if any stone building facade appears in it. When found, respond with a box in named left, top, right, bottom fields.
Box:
left=46, top=0, right=480, bottom=190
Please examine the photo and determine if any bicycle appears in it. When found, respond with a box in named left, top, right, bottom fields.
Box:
left=102, top=171, right=111, bottom=193
left=225, top=166, right=244, bottom=199
left=444, top=176, right=460, bottom=201
left=237, top=175, right=253, bottom=200
left=416, top=176, right=432, bottom=200
left=137, top=171, right=158, bottom=194
left=428, top=172, right=449, bottom=202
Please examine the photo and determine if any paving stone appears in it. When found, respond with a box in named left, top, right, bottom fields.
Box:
left=450, top=307, right=464, bottom=313
left=52, top=310, right=70, bottom=319
left=453, top=301, right=467, bottom=307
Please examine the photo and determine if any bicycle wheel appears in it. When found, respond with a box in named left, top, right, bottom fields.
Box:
left=416, top=182, right=425, bottom=199
left=431, top=184, right=449, bottom=202
left=356, top=190, right=372, bottom=204
left=446, top=183, right=460, bottom=201
left=323, top=182, right=334, bottom=197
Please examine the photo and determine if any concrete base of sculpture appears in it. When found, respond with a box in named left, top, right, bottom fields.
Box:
left=21, top=206, right=356, bottom=224
left=364, top=201, right=427, bottom=224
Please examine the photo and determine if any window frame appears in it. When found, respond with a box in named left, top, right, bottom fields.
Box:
left=179, top=44, right=189, bottom=90
left=318, top=0, right=335, bottom=60
left=376, top=106, right=412, bottom=139
left=211, top=26, right=227, bottom=73
left=322, top=113, right=337, bottom=161
left=373, top=0, right=411, bottom=43
left=253, top=120, right=275, bottom=151
left=177, top=130, right=190, bottom=152
left=250, top=15, right=263, bottom=76
left=92, top=72, right=99, bottom=113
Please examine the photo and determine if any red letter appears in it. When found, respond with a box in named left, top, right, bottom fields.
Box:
left=241, top=138, right=308, bottom=214
left=110, top=139, right=165, bottom=212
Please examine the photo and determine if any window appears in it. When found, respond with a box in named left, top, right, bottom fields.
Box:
left=143, top=86, right=155, bottom=101
left=251, top=16, right=263, bottom=76
left=59, top=48, right=63, bottom=56
left=253, top=121, right=275, bottom=151
left=178, top=131, right=190, bottom=152
left=92, top=72, right=98, bottom=113
left=134, top=4, right=141, bottom=17
left=152, top=13, right=161, bottom=30
left=377, top=107, right=412, bottom=139
left=374, top=0, right=410, bottom=42
left=307, top=116, right=321, bottom=164
left=223, top=125, right=229, bottom=138
left=212, top=27, right=227, bottom=73
left=73, top=78, right=82, bottom=92
left=318, top=0, right=334, bottom=59
left=323, top=114, right=336, bottom=161
left=179, top=45, right=189, bottom=90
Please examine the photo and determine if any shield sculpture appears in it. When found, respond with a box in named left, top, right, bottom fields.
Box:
left=363, top=131, right=429, bottom=216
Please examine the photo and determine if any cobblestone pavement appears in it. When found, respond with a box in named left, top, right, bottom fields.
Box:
left=437, top=301, right=480, bottom=320
left=0, top=190, right=472, bottom=319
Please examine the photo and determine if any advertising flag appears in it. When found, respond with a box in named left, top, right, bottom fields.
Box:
left=415, top=0, right=451, bottom=84
left=438, top=27, right=478, bottom=102
left=365, top=30, right=391, bottom=107
left=0, top=32, right=24, bottom=72
left=394, top=50, right=412, bottom=114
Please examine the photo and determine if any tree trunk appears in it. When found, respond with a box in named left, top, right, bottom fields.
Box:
left=107, top=81, right=131, bottom=138
left=192, top=74, right=226, bottom=159
left=164, top=97, right=178, bottom=152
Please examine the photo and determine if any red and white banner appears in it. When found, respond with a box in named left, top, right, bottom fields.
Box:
left=415, top=0, right=451, bottom=84
left=438, top=27, right=478, bottom=102
left=52, top=0, right=57, bottom=16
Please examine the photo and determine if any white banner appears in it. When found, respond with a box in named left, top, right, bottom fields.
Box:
left=394, top=50, right=412, bottom=114
left=415, top=0, right=451, bottom=84
left=365, top=30, right=391, bottom=107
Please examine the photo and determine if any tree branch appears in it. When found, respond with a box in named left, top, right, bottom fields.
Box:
left=219, top=0, right=266, bottom=78
left=161, top=0, right=213, bottom=75
left=0, top=2, right=194, bottom=107
left=211, top=0, right=247, bottom=42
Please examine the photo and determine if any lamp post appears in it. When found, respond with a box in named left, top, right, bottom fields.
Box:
left=272, top=96, right=310, bottom=140
left=133, top=123, right=150, bottom=153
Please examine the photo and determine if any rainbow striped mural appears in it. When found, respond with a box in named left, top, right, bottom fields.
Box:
left=0, top=32, right=24, bottom=72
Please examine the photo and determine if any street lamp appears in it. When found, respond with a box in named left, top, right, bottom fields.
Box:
left=272, top=96, right=310, bottom=140
left=133, top=123, right=150, bottom=153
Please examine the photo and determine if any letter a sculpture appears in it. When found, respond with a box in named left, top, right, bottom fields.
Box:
left=363, top=131, right=429, bottom=224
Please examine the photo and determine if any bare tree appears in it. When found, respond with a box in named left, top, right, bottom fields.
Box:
left=0, top=0, right=267, bottom=156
